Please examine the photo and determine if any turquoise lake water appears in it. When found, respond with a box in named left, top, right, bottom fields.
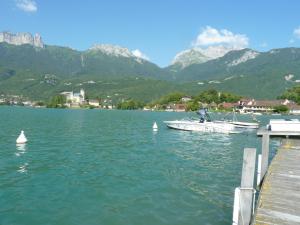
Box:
left=0, top=107, right=283, bottom=225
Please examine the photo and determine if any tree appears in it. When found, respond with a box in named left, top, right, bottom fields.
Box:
left=279, top=86, right=300, bottom=104
left=219, top=92, right=241, bottom=103
left=35, top=101, right=45, bottom=106
left=195, top=89, right=219, bottom=104
left=157, top=92, right=186, bottom=104
left=273, top=105, right=289, bottom=113
left=186, top=101, right=200, bottom=111
left=195, top=89, right=241, bottom=104
left=47, top=95, right=66, bottom=108
left=116, top=99, right=145, bottom=110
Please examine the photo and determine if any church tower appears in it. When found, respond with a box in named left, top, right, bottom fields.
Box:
left=80, top=89, right=85, bottom=101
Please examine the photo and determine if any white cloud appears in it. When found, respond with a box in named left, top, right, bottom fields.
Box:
left=132, top=49, right=149, bottom=60
left=290, top=39, right=295, bottom=44
left=16, top=0, right=37, bottom=13
left=192, top=26, right=249, bottom=49
left=293, top=27, right=300, bottom=39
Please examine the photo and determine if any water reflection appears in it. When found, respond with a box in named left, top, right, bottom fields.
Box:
left=15, top=143, right=26, bottom=157
left=174, top=130, right=232, bottom=144
left=17, top=163, right=28, bottom=173
left=169, top=132, right=229, bottom=157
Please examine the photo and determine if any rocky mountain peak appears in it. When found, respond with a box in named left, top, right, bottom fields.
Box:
left=227, top=49, right=260, bottom=67
left=171, top=49, right=211, bottom=68
left=0, top=32, right=44, bottom=48
left=88, top=44, right=148, bottom=64
left=171, top=45, right=244, bottom=69
left=89, top=44, right=133, bottom=58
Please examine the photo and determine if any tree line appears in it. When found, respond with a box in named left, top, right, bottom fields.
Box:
left=43, top=85, right=300, bottom=111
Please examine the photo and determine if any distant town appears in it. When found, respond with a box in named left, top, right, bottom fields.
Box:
left=1, top=88, right=300, bottom=115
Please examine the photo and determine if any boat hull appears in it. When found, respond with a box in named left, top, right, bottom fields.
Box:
left=228, top=121, right=259, bottom=129
left=164, top=120, right=239, bottom=134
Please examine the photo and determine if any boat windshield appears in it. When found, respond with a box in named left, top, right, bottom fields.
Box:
left=222, top=110, right=238, bottom=122
left=197, top=108, right=212, bottom=123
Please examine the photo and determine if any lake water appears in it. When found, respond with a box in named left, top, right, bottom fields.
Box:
left=0, top=107, right=282, bottom=225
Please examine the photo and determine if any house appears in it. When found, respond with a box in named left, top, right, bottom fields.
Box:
left=237, top=98, right=291, bottom=113
left=165, top=103, right=186, bottom=112
left=174, top=104, right=186, bottom=112
left=287, top=102, right=300, bottom=114
left=208, top=102, right=218, bottom=110
left=181, top=96, right=192, bottom=102
left=218, top=102, right=239, bottom=109
left=88, top=99, right=100, bottom=107
left=61, top=89, right=85, bottom=105
left=22, top=101, right=34, bottom=107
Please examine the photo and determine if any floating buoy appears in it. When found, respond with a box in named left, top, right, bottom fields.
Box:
left=153, top=122, right=158, bottom=131
left=16, top=130, right=27, bottom=144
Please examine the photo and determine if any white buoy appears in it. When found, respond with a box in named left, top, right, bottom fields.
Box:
left=16, top=130, right=27, bottom=144
left=153, top=122, right=158, bottom=131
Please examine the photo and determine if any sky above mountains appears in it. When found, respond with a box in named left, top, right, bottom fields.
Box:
left=1, top=0, right=300, bottom=66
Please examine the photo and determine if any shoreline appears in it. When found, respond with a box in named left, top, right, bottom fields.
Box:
left=0, top=105, right=297, bottom=115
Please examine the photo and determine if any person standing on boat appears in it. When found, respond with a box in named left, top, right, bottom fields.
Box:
left=197, top=108, right=207, bottom=123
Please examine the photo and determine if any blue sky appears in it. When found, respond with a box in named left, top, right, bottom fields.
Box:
left=1, top=0, right=300, bottom=66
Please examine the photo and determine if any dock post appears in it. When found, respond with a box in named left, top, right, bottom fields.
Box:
left=256, top=154, right=262, bottom=187
left=260, top=134, right=269, bottom=185
left=234, top=148, right=256, bottom=225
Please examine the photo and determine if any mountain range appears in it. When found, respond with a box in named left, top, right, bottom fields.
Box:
left=1, top=31, right=300, bottom=102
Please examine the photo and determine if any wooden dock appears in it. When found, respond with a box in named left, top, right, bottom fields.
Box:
left=253, top=138, right=300, bottom=225
left=232, top=127, right=300, bottom=225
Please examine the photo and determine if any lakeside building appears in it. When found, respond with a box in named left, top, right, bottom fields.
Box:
left=236, top=99, right=289, bottom=113
left=217, top=98, right=300, bottom=114
left=165, top=103, right=186, bottom=112
left=88, top=99, right=100, bottom=107
left=287, top=103, right=300, bottom=114
left=162, top=98, right=300, bottom=114
left=181, top=96, right=192, bottom=102
left=218, top=102, right=239, bottom=109
left=22, top=101, right=34, bottom=107
left=61, top=89, right=85, bottom=106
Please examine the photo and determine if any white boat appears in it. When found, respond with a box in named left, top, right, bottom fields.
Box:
left=164, top=119, right=239, bottom=134
left=228, top=121, right=259, bottom=129
left=164, top=109, right=239, bottom=134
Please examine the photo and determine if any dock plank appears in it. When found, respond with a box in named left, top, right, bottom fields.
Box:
left=253, top=139, right=300, bottom=225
